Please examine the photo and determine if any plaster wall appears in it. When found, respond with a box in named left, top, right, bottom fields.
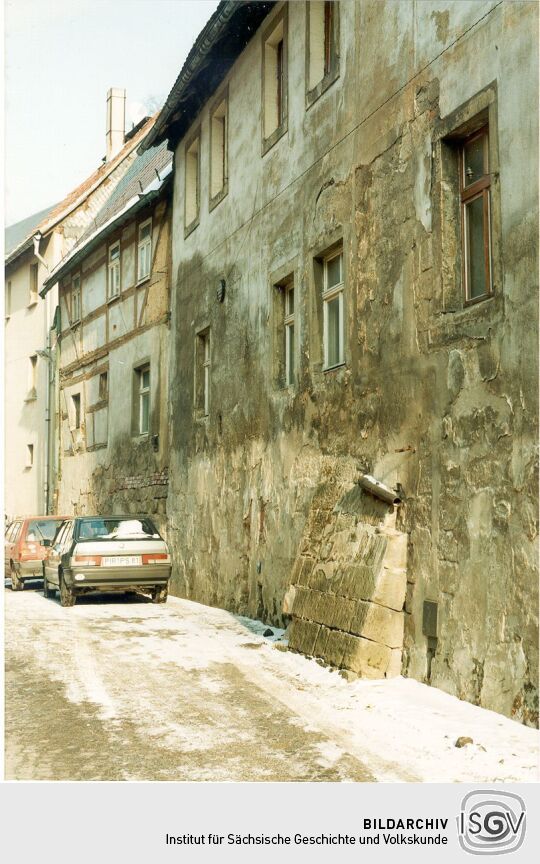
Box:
left=4, top=241, right=59, bottom=518
left=167, top=0, right=538, bottom=724
left=55, top=199, right=171, bottom=535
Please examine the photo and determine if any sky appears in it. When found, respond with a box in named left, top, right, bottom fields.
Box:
left=4, top=0, right=220, bottom=227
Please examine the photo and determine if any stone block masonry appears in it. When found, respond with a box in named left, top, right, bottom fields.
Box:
left=288, top=481, right=407, bottom=680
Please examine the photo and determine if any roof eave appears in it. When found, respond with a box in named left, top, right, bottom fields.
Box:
left=140, top=1, right=275, bottom=153
left=40, top=174, right=172, bottom=297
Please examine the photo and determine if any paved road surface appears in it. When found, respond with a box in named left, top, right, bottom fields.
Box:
left=5, top=583, right=374, bottom=781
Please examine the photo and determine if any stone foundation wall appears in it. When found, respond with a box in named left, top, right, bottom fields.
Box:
left=287, top=481, right=407, bottom=679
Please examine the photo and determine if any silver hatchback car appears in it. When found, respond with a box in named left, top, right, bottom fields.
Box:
left=42, top=516, right=171, bottom=607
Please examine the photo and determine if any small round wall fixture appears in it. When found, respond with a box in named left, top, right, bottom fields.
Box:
left=217, top=279, right=226, bottom=303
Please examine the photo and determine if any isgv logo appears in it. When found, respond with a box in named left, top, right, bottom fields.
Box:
left=457, top=790, right=526, bottom=855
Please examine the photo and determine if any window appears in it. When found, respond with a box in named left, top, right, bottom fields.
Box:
left=99, top=372, right=108, bottom=401
left=284, top=282, right=295, bottom=386
left=71, top=274, right=81, bottom=323
left=108, top=242, right=121, bottom=299
left=307, top=1, right=339, bottom=99
left=135, top=364, right=150, bottom=435
left=185, top=133, right=200, bottom=232
left=137, top=219, right=152, bottom=282
left=72, top=393, right=81, bottom=430
left=262, top=10, right=287, bottom=150
left=196, top=330, right=210, bottom=416
left=27, top=354, right=37, bottom=398
left=6, top=280, right=12, bottom=319
left=322, top=250, right=344, bottom=369
left=29, top=262, right=39, bottom=305
left=460, top=127, right=492, bottom=302
left=210, top=95, right=228, bottom=205
left=26, top=444, right=34, bottom=468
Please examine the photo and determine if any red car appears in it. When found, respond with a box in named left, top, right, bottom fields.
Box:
left=4, top=515, right=69, bottom=590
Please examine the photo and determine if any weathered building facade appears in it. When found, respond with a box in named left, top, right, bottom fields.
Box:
left=41, top=140, right=172, bottom=533
left=142, top=0, right=538, bottom=724
left=4, top=94, right=155, bottom=519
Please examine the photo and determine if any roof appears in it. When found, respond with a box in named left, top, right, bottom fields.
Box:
left=5, top=116, right=157, bottom=269
left=4, top=203, right=58, bottom=257
left=141, top=1, right=274, bottom=153
left=41, top=141, right=173, bottom=295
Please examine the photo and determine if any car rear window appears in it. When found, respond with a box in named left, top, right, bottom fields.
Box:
left=27, top=520, right=65, bottom=542
left=77, top=518, right=159, bottom=540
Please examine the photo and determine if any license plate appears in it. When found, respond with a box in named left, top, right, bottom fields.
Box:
left=102, top=556, right=142, bottom=567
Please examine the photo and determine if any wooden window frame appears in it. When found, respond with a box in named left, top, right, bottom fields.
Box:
left=261, top=6, right=288, bottom=155
left=284, top=282, right=295, bottom=387
left=184, top=128, right=201, bottom=237
left=306, top=0, right=340, bottom=108
left=209, top=88, right=229, bottom=210
left=137, top=364, right=150, bottom=435
left=107, top=241, right=121, bottom=300
left=71, top=273, right=81, bottom=323
left=322, top=249, right=345, bottom=370
left=459, top=126, right=492, bottom=305
left=195, top=328, right=211, bottom=417
left=137, top=218, right=152, bottom=284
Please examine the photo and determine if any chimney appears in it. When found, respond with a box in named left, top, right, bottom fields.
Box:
left=106, top=87, right=126, bottom=161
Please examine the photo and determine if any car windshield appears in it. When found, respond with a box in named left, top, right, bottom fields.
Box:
left=27, top=519, right=65, bottom=542
left=77, top=518, right=159, bottom=540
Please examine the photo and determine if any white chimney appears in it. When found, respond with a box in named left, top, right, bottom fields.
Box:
left=106, top=87, right=126, bottom=161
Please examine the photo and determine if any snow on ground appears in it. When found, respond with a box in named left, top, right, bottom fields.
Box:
left=6, top=586, right=539, bottom=783
left=198, top=603, right=539, bottom=784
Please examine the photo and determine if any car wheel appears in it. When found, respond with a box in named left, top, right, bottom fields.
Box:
left=151, top=585, right=168, bottom=604
left=43, top=566, right=54, bottom=599
left=10, top=563, right=23, bottom=591
left=59, top=572, right=75, bottom=607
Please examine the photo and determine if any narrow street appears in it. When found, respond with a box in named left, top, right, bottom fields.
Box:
left=5, top=583, right=538, bottom=783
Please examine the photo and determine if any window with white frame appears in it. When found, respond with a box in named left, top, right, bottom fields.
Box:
left=108, top=242, right=121, bottom=299
left=322, top=249, right=344, bottom=369
left=284, top=282, right=295, bottom=386
left=196, top=329, right=210, bottom=416
left=26, top=444, right=34, bottom=468
left=137, top=219, right=152, bottom=282
left=135, top=364, right=150, bottom=435
left=71, top=274, right=81, bottom=322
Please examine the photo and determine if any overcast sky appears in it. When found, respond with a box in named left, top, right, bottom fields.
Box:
left=4, top=0, right=220, bottom=226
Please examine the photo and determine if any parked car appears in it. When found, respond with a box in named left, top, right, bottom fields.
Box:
left=42, top=515, right=171, bottom=607
left=4, top=515, right=69, bottom=590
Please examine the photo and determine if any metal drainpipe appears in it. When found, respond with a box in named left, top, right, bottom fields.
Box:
left=34, top=232, right=51, bottom=513
left=44, top=291, right=51, bottom=514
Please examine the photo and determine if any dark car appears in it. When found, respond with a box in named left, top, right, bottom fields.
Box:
left=42, top=515, right=171, bottom=607
left=4, top=515, right=69, bottom=590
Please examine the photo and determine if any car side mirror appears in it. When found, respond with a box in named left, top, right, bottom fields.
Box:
left=40, top=539, right=52, bottom=547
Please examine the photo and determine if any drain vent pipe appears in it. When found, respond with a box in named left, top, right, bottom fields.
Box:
left=358, top=473, right=402, bottom=505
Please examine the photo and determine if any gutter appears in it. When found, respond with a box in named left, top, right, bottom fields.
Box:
left=41, top=163, right=172, bottom=297
left=141, top=1, right=275, bottom=153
